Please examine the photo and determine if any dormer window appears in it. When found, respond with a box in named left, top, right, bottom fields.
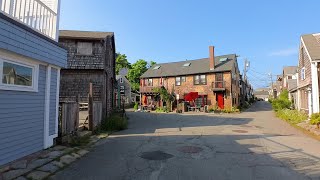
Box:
left=183, top=63, right=191, bottom=67
left=219, top=58, right=228, bottom=62
left=153, top=66, right=161, bottom=70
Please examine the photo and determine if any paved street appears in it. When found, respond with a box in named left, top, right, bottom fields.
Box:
left=52, top=102, right=320, bottom=180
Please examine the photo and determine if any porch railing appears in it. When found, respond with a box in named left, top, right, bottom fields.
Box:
left=212, top=81, right=226, bottom=89
left=0, top=0, right=58, bottom=40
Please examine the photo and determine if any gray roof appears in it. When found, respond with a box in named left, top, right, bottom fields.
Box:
left=283, top=66, right=297, bottom=75
left=59, top=30, right=114, bottom=40
left=254, top=90, right=269, bottom=96
left=141, top=54, right=237, bottom=78
left=302, top=34, right=320, bottom=61
left=287, top=79, right=297, bottom=91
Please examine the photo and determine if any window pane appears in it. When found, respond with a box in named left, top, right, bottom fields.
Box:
left=2, top=62, right=33, bottom=86
left=200, top=75, right=206, bottom=84
left=194, top=75, right=199, bottom=84
left=181, top=76, right=186, bottom=82
left=176, top=77, right=181, bottom=85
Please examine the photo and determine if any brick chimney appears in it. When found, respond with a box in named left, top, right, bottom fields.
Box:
left=209, top=46, right=215, bottom=70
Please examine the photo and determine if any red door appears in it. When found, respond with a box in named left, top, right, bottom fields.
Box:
left=217, top=93, right=224, bottom=109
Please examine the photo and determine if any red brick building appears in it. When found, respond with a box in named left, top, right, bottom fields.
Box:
left=140, top=46, right=241, bottom=110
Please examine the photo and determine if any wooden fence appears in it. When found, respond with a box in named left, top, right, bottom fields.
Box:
left=59, top=102, right=79, bottom=137
left=58, top=83, right=104, bottom=141
left=59, top=101, right=103, bottom=137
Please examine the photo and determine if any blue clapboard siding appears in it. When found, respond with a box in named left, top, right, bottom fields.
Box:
left=0, top=14, right=67, bottom=67
left=49, top=68, right=58, bottom=135
left=0, top=65, right=47, bottom=165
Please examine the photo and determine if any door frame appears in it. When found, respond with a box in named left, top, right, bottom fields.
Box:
left=216, top=92, right=224, bottom=109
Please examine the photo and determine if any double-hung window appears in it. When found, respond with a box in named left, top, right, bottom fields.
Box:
left=0, top=58, right=39, bottom=92
left=144, top=78, right=153, bottom=86
left=194, top=75, right=207, bottom=85
left=175, top=77, right=181, bottom=86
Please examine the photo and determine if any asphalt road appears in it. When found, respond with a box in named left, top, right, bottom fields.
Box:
left=52, top=102, right=320, bottom=180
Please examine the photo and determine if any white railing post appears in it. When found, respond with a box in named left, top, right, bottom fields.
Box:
left=0, top=0, right=3, bottom=11
left=8, top=0, right=14, bottom=15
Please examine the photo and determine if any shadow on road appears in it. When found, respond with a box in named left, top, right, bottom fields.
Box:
left=52, top=102, right=320, bottom=180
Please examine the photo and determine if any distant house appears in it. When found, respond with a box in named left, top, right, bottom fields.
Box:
left=254, top=88, right=269, bottom=101
left=116, top=75, right=132, bottom=107
left=297, top=33, right=320, bottom=115
left=140, top=46, right=241, bottom=110
left=239, top=75, right=254, bottom=105
left=59, top=30, right=116, bottom=117
left=282, top=66, right=298, bottom=90
left=0, top=0, right=67, bottom=165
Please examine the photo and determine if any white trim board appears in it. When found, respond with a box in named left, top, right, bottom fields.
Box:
left=55, top=68, right=61, bottom=135
left=44, top=65, right=52, bottom=149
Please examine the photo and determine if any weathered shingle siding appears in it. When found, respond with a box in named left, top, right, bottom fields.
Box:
left=0, top=65, right=46, bottom=165
left=298, top=41, right=312, bottom=88
left=59, top=39, right=105, bottom=69
left=315, top=34, right=320, bottom=44
left=49, top=68, right=58, bottom=135
left=0, top=15, right=67, bottom=67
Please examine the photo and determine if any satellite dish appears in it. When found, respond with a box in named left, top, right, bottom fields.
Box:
left=119, top=68, right=128, bottom=76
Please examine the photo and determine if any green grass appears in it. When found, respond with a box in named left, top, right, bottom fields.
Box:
left=100, top=113, right=128, bottom=132
left=276, top=109, right=308, bottom=125
left=69, top=135, right=91, bottom=147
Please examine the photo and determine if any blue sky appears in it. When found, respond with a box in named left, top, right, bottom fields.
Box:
left=59, top=0, right=320, bottom=88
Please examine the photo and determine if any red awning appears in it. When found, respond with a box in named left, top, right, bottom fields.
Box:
left=184, top=92, right=199, bottom=101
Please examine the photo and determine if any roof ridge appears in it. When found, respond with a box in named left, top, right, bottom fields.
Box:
left=153, top=54, right=236, bottom=66
left=59, top=30, right=114, bottom=34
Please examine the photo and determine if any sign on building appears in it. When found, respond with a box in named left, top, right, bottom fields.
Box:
left=120, top=86, right=125, bottom=95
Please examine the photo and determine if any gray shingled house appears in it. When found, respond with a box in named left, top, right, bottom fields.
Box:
left=58, top=30, right=116, bottom=118
left=0, top=0, right=67, bottom=165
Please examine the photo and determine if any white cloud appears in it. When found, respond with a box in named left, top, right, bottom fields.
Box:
left=269, top=48, right=297, bottom=57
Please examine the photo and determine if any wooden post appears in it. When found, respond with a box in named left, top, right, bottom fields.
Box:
left=88, top=83, right=93, bottom=131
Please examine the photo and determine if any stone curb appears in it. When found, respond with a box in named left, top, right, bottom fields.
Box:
left=0, top=133, right=108, bottom=180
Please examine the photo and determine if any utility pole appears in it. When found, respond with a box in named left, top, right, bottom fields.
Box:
left=243, top=59, right=249, bottom=79
left=269, top=72, right=275, bottom=98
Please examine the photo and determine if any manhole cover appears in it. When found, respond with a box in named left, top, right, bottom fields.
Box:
left=232, top=130, right=248, bottom=133
left=140, top=151, right=173, bottom=160
left=177, top=146, right=203, bottom=154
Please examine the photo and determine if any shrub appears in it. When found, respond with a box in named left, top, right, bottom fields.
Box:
left=272, top=99, right=291, bottom=111
left=208, top=108, right=214, bottom=113
left=155, top=107, right=168, bottom=113
left=276, top=109, right=308, bottom=124
left=133, top=102, right=139, bottom=110
left=100, top=113, right=128, bottom=132
left=69, top=135, right=91, bottom=147
left=310, top=113, right=320, bottom=128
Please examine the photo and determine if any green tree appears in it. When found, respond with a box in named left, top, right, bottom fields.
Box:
left=116, top=53, right=131, bottom=75
left=148, top=61, right=157, bottom=68
left=153, top=86, right=175, bottom=111
left=128, top=59, right=148, bottom=91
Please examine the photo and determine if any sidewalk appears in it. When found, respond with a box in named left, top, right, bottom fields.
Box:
left=0, top=134, right=108, bottom=180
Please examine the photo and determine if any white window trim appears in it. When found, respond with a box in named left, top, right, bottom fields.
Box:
left=301, top=67, right=306, bottom=80
left=0, top=58, right=39, bottom=92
